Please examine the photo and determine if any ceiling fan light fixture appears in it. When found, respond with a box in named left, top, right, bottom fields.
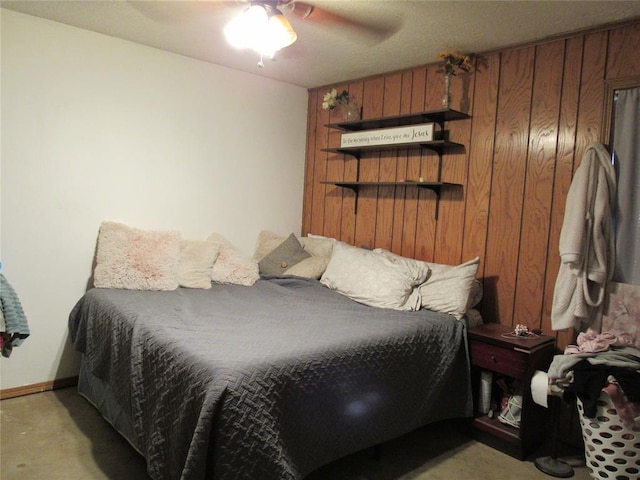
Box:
left=224, top=4, right=268, bottom=50
left=267, top=12, right=297, bottom=50
left=224, top=2, right=297, bottom=60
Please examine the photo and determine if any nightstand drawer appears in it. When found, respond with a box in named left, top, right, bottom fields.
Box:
left=468, top=324, right=555, bottom=459
left=470, top=341, right=528, bottom=378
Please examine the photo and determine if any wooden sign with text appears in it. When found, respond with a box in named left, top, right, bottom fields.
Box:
left=340, top=123, right=434, bottom=148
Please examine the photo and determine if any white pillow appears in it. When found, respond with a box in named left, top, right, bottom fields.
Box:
left=373, top=249, right=432, bottom=285
left=207, top=233, right=259, bottom=286
left=94, top=221, right=181, bottom=291
left=253, top=230, right=287, bottom=261
left=302, top=234, right=336, bottom=258
left=373, top=249, right=433, bottom=309
left=419, top=257, right=480, bottom=319
left=178, top=240, right=220, bottom=289
left=320, top=242, right=429, bottom=311
left=297, top=235, right=335, bottom=278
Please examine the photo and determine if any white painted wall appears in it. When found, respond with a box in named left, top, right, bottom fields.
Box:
left=0, top=10, right=309, bottom=390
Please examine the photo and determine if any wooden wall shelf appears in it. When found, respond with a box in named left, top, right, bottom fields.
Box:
left=319, top=181, right=462, bottom=218
left=325, top=108, right=470, bottom=131
left=321, top=108, right=470, bottom=220
left=322, top=140, right=464, bottom=159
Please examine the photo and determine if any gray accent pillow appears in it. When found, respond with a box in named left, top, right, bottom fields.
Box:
left=259, top=233, right=311, bottom=276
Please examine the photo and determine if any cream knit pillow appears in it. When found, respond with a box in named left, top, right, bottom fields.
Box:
left=94, top=221, right=181, bottom=291
left=207, top=233, right=259, bottom=286
left=178, top=240, right=220, bottom=289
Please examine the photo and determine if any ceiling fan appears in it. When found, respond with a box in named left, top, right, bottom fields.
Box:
left=221, top=0, right=387, bottom=66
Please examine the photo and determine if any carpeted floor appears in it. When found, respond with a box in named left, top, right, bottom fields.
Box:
left=1, top=387, right=593, bottom=480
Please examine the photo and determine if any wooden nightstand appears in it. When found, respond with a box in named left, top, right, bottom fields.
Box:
left=468, top=323, right=555, bottom=459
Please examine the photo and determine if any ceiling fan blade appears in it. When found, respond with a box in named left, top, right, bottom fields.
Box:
left=278, top=1, right=314, bottom=20
left=281, top=1, right=397, bottom=42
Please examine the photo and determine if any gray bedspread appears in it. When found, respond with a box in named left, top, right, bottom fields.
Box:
left=68, top=277, right=472, bottom=480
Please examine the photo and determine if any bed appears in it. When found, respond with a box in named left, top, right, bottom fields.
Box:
left=69, top=275, right=473, bottom=480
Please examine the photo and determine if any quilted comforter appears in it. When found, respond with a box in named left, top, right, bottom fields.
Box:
left=69, top=277, right=472, bottom=480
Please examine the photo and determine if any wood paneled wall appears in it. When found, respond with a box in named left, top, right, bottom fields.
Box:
left=303, top=20, right=640, bottom=348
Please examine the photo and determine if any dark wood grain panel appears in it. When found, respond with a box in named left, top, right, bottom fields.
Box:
left=606, top=23, right=640, bottom=79
left=391, top=71, right=416, bottom=254
left=375, top=73, right=403, bottom=251
left=484, top=46, right=535, bottom=325
left=340, top=81, right=364, bottom=246
left=433, top=70, right=474, bottom=265
left=374, top=151, right=397, bottom=251
left=461, top=53, right=500, bottom=279
left=414, top=66, right=440, bottom=261
left=401, top=67, right=428, bottom=259
left=513, top=40, right=564, bottom=330
left=309, top=91, right=331, bottom=235
left=322, top=84, right=350, bottom=240
left=354, top=77, right=385, bottom=248
left=541, top=36, right=584, bottom=340
left=574, top=31, right=608, bottom=165
left=302, top=90, right=319, bottom=236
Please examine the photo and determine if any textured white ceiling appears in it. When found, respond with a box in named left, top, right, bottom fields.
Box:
left=3, top=0, right=640, bottom=88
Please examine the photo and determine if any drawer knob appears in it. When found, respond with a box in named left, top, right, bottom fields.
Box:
left=491, top=356, right=497, bottom=362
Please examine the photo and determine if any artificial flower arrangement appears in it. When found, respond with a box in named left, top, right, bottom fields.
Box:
left=322, top=88, right=350, bottom=110
left=437, top=50, right=473, bottom=76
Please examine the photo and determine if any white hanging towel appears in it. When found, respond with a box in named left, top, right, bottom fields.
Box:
left=551, top=143, right=617, bottom=331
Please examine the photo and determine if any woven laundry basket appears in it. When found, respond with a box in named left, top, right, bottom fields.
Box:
left=577, top=390, right=640, bottom=480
